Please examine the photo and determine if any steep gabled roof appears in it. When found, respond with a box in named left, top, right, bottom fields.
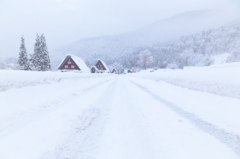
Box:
left=111, top=68, right=117, bottom=73
left=69, top=54, right=90, bottom=72
left=96, top=59, right=109, bottom=72
left=58, top=54, right=90, bottom=73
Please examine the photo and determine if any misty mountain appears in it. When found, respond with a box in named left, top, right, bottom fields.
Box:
left=51, top=10, right=239, bottom=70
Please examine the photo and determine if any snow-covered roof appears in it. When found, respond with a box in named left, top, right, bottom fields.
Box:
left=69, top=54, right=90, bottom=73
left=91, top=66, right=98, bottom=70
left=58, top=57, right=66, bottom=69
left=58, top=54, right=90, bottom=73
left=97, top=59, right=109, bottom=72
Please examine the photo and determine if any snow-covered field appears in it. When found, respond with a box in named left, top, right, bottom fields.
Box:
left=130, top=62, right=240, bottom=99
left=0, top=70, right=109, bottom=91
left=1, top=63, right=240, bottom=158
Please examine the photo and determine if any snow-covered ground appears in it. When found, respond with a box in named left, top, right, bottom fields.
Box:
left=130, top=62, right=240, bottom=99
left=1, top=64, right=240, bottom=158
left=212, top=53, right=230, bottom=64
left=0, top=70, right=109, bottom=91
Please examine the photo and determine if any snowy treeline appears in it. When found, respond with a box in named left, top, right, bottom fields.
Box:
left=17, top=34, right=51, bottom=71
left=88, top=24, right=240, bottom=71
left=5, top=23, right=240, bottom=72
left=0, top=57, right=18, bottom=70
left=149, top=25, right=240, bottom=68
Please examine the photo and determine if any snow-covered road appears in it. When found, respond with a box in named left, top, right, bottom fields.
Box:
left=0, top=74, right=240, bottom=159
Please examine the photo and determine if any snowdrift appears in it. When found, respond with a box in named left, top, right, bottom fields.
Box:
left=129, top=62, right=240, bottom=100
left=0, top=70, right=109, bottom=91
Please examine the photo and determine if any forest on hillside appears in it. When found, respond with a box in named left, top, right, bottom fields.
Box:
left=1, top=24, right=240, bottom=71
left=101, top=24, right=240, bottom=71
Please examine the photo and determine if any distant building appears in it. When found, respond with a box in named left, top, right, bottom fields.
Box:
left=128, top=69, right=133, bottom=73
left=95, top=59, right=109, bottom=73
left=91, top=66, right=98, bottom=73
left=111, top=69, right=117, bottom=74
left=58, top=54, right=90, bottom=73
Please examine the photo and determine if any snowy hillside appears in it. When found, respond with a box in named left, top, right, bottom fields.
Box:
left=51, top=10, right=238, bottom=70
left=132, top=10, right=237, bottom=45
left=1, top=63, right=240, bottom=158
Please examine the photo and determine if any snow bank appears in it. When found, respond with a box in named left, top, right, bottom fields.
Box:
left=128, top=62, right=240, bottom=99
left=212, top=53, right=230, bottom=64
left=0, top=70, right=110, bottom=91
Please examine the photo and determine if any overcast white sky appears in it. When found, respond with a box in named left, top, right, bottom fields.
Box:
left=0, top=0, right=239, bottom=58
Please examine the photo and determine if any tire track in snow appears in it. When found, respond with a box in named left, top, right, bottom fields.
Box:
left=0, top=78, right=112, bottom=140
left=52, top=107, right=102, bottom=159
left=41, top=77, right=119, bottom=159
left=130, top=80, right=240, bottom=156
left=93, top=77, right=155, bottom=159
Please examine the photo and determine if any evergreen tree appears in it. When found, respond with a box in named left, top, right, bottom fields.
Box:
left=30, top=34, right=51, bottom=71
left=40, top=34, right=51, bottom=71
left=30, top=34, right=41, bottom=70
left=18, top=36, right=30, bottom=70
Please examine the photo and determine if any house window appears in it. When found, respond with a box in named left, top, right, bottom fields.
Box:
left=68, top=61, right=71, bottom=64
left=71, top=65, right=75, bottom=68
left=65, top=65, right=68, bottom=68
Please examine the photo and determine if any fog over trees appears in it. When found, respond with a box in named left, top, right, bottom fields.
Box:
left=0, top=34, right=52, bottom=71
left=1, top=22, right=240, bottom=72
left=137, top=50, right=153, bottom=70
left=0, top=57, right=18, bottom=70
left=76, top=24, right=240, bottom=71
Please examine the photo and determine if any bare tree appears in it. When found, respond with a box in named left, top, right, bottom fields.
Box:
left=138, top=49, right=153, bottom=70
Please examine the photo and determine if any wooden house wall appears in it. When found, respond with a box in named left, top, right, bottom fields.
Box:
left=59, top=57, right=80, bottom=70
left=95, top=60, right=106, bottom=70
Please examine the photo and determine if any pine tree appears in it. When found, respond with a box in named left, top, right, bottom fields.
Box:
left=30, top=34, right=41, bottom=70
left=40, top=34, right=51, bottom=71
left=30, top=34, right=51, bottom=71
left=18, top=36, right=30, bottom=70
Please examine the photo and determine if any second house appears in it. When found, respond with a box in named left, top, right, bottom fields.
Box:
left=91, top=59, right=109, bottom=73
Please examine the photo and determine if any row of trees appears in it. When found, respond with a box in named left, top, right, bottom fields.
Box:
left=108, top=50, right=153, bottom=73
left=18, top=34, right=51, bottom=71
left=103, top=24, right=240, bottom=71
left=29, top=23, right=240, bottom=71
